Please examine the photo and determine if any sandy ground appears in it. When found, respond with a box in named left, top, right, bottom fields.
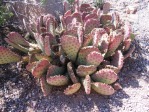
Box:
left=0, top=0, right=149, bottom=112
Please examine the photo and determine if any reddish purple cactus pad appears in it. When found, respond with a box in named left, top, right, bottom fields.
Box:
left=47, top=75, right=69, bottom=86
left=86, top=51, right=103, bottom=66
left=77, top=46, right=99, bottom=65
left=111, top=50, right=124, bottom=70
left=40, top=75, right=52, bottom=96
left=67, top=62, right=79, bottom=83
left=91, top=82, right=115, bottom=95
left=80, top=4, right=94, bottom=13
left=84, top=19, right=100, bottom=34
left=82, top=75, right=91, bottom=94
left=105, top=65, right=119, bottom=74
left=64, top=83, right=81, bottom=95
left=103, top=2, right=111, bottom=14
left=124, top=45, right=135, bottom=59
left=106, top=32, right=123, bottom=57
left=76, top=65, right=97, bottom=77
left=7, top=32, right=29, bottom=47
left=0, top=46, right=21, bottom=64
left=123, top=39, right=131, bottom=51
left=32, top=59, right=50, bottom=78
left=100, top=15, right=112, bottom=25
left=61, top=35, right=81, bottom=62
left=91, top=68, right=118, bottom=84
left=83, top=34, right=93, bottom=47
left=26, top=62, right=37, bottom=72
left=84, top=13, right=98, bottom=23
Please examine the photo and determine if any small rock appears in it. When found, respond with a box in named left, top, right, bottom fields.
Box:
left=126, top=6, right=137, bottom=14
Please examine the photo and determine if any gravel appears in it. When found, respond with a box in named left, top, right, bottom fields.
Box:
left=0, top=0, right=149, bottom=112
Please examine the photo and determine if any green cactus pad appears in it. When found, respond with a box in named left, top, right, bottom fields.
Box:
left=77, top=46, right=99, bottom=65
left=100, top=15, right=112, bottom=25
left=67, top=62, right=79, bottom=83
left=82, top=75, right=91, bottom=94
left=35, top=54, right=52, bottom=61
left=40, top=75, right=52, bottom=96
left=91, top=68, right=118, bottom=84
left=47, top=65, right=65, bottom=76
left=111, top=50, right=124, bottom=70
left=61, top=35, right=81, bottom=62
left=76, top=65, right=97, bottom=77
left=84, top=19, right=100, bottom=34
left=5, top=38, right=29, bottom=53
left=86, top=51, right=103, bottom=66
left=26, top=62, right=37, bottom=72
left=7, top=32, right=29, bottom=47
left=0, top=46, right=21, bottom=64
left=32, top=59, right=50, bottom=78
left=91, top=82, right=115, bottom=95
left=64, top=83, right=81, bottom=95
left=106, top=32, right=123, bottom=57
left=47, top=75, right=69, bottom=86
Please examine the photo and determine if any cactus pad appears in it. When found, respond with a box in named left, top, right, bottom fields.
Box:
left=47, top=75, right=69, bottom=86
left=0, top=46, right=21, bottom=64
left=77, top=46, right=99, bottom=65
left=100, top=15, right=112, bottom=25
left=84, top=19, right=100, bottom=34
left=40, top=75, right=52, bottom=96
left=105, top=65, right=119, bottom=74
left=111, top=50, right=124, bottom=70
left=76, top=65, right=97, bottom=77
left=82, top=75, right=91, bottom=94
left=47, top=65, right=65, bottom=76
left=26, top=62, right=37, bottom=72
left=64, top=83, right=81, bottom=95
left=86, top=51, right=103, bottom=66
left=91, top=82, right=115, bottom=95
left=32, top=59, right=50, bottom=78
left=61, top=35, right=81, bottom=62
left=106, top=32, right=123, bottom=57
left=7, top=32, right=29, bottom=47
left=83, top=34, right=93, bottom=47
left=67, top=62, right=79, bottom=83
left=91, top=68, right=118, bottom=84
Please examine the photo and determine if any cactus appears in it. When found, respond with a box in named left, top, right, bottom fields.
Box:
left=0, top=1, right=136, bottom=96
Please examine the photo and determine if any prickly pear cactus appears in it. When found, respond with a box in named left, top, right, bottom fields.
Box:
left=0, top=0, right=136, bottom=96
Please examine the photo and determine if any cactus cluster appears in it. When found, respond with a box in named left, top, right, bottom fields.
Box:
left=0, top=1, right=135, bottom=96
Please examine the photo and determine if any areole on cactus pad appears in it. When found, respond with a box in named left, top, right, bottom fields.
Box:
left=0, top=0, right=136, bottom=96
